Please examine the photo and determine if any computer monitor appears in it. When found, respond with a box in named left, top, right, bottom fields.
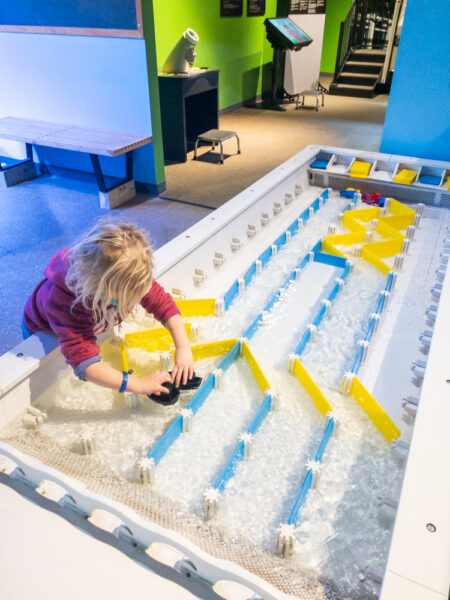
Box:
left=265, top=17, right=313, bottom=51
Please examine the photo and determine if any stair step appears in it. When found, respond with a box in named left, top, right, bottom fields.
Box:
left=350, top=50, right=386, bottom=64
left=329, top=83, right=376, bottom=98
left=345, top=61, right=383, bottom=74
left=339, top=72, right=378, bottom=86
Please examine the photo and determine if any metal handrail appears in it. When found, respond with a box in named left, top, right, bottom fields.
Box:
left=333, top=0, right=358, bottom=82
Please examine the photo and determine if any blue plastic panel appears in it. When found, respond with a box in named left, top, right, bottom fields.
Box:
left=312, top=239, right=322, bottom=254
left=315, top=417, right=334, bottom=462
left=243, top=262, right=257, bottom=287
left=187, top=373, right=216, bottom=415
left=224, top=280, right=239, bottom=311
left=312, top=305, right=326, bottom=327
left=259, top=246, right=272, bottom=268
left=247, top=393, right=272, bottom=435
left=342, top=263, right=352, bottom=280
left=385, top=272, right=394, bottom=292
left=214, top=441, right=245, bottom=492
left=288, top=469, right=313, bottom=525
left=148, top=415, right=183, bottom=465
left=327, top=282, right=340, bottom=302
left=243, top=315, right=262, bottom=340
left=364, top=317, right=376, bottom=342
left=274, top=232, right=287, bottom=249
left=295, top=329, right=311, bottom=356
left=314, top=251, right=347, bottom=269
left=217, top=341, right=241, bottom=372
left=310, top=197, right=320, bottom=212
left=351, top=346, right=364, bottom=374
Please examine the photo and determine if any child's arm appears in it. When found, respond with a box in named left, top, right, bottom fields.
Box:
left=164, top=313, right=194, bottom=387
left=84, top=361, right=172, bottom=395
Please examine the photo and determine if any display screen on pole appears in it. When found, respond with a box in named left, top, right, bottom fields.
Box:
left=265, top=18, right=313, bottom=50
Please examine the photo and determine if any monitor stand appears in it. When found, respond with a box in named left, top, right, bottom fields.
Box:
left=246, top=49, right=287, bottom=111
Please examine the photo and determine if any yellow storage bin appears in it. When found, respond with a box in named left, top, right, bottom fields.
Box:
left=394, top=169, right=418, bottom=185
left=349, top=160, right=372, bottom=178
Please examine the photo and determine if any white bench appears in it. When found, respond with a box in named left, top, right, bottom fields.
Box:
left=0, top=116, right=152, bottom=208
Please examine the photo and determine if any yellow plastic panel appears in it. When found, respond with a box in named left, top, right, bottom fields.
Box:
left=293, top=358, right=332, bottom=417
left=176, top=299, right=216, bottom=317
left=349, top=160, right=372, bottom=178
left=322, top=238, right=348, bottom=258
left=379, top=214, right=414, bottom=232
left=388, top=197, right=416, bottom=216
left=190, top=339, right=238, bottom=361
left=393, top=169, right=418, bottom=185
left=347, top=207, right=380, bottom=223
left=119, top=339, right=129, bottom=372
left=125, top=324, right=191, bottom=352
left=376, top=219, right=405, bottom=241
left=342, top=212, right=367, bottom=232
left=325, top=232, right=365, bottom=248
left=363, top=239, right=403, bottom=259
left=350, top=376, right=400, bottom=442
left=361, top=247, right=391, bottom=275
left=241, top=341, right=270, bottom=392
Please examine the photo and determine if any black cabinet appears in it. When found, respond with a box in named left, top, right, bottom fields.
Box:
left=158, top=69, right=219, bottom=163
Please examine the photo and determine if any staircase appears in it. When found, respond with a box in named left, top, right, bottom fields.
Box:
left=330, top=49, right=386, bottom=98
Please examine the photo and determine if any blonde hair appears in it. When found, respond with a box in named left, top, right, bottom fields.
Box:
left=66, top=222, right=153, bottom=328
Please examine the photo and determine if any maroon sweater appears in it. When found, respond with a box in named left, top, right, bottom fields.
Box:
left=23, top=249, right=180, bottom=378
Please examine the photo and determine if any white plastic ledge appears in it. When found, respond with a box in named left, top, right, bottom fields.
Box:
left=380, top=263, right=450, bottom=599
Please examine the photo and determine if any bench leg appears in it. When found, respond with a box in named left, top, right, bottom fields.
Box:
left=235, top=134, right=241, bottom=155
left=194, top=139, right=199, bottom=160
left=219, top=141, right=224, bottom=164
left=0, top=142, right=37, bottom=187
left=322, top=92, right=325, bottom=107
left=90, top=153, right=107, bottom=193
left=91, top=152, right=136, bottom=209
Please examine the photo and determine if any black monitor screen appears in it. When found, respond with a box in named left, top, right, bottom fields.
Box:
left=265, top=17, right=312, bottom=50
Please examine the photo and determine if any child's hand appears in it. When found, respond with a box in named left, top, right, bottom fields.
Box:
left=172, top=345, right=194, bottom=387
left=137, top=371, right=172, bottom=396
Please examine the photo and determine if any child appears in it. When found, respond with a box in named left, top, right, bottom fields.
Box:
left=22, top=222, right=194, bottom=396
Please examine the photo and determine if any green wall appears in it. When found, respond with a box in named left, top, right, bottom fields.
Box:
left=153, top=0, right=277, bottom=110
left=320, top=0, right=353, bottom=73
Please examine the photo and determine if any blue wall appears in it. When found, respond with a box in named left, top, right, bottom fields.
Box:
left=0, top=32, right=157, bottom=184
left=380, top=0, right=450, bottom=161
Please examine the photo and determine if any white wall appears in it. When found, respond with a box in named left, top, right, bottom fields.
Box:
left=284, top=15, right=325, bottom=97
left=0, top=32, right=156, bottom=183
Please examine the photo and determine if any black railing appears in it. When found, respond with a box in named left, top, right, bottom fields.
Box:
left=333, top=0, right=395, bottom=84
left=333, top=0, right=358, bottom=83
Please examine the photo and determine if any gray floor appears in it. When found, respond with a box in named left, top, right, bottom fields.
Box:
left=0, top=169, right=211, bottom=356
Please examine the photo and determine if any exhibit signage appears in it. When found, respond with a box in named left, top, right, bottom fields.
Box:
left=247, top=0, right=266, bottom=16
left=289, top=0, right=326, bottom=14
left=220, top=0, right=243, bottom=17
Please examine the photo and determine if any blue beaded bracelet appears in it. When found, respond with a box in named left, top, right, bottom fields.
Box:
left=119, top=370, right=129, bottom=393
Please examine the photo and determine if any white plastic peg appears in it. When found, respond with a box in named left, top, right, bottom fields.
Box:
left=80, top=433, right=96, bottom=455
left=273, top=202, right=282, bottom=215
left=213, top=368, right=224, bottom=389
left=180, top=408, right=193, bottom=433
left=138, top=458, right=156, bottom=485
left=247, top=224, right=257, bottom=238
left=406, top=225, right=416, bottom=240
left=203, top=488, right=220, bottom=520
left=276, top=523, right=296, bottom=558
